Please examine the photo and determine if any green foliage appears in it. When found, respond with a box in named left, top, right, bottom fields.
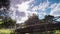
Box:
left=41, top=15, right=55, bottom=23
left=0, top=16, right=16, bottom=28
left=44, top=15, right=54, bottom=21
left=56, top=30, right=60, bottom=34
left=3, top=17, right=16, bottom=27
left=0, top=29, right=14, bottom=34
left=0, top=19, right=3, bottom=24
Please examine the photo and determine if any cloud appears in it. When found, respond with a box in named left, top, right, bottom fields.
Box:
left=31, top=0, right=49, bottom=19
left=10, top=0, right=27, bottom=5
left=16, top=2, right=29, bottom=11
left=50, top=3, right=60, bottom=16
left=31, top=0, right=60, bottom=19
left=10, top=0, right=60, bottom=23
left=10, top=0, right=38, bottom=23
left=32, top=0, right=60, bottom=17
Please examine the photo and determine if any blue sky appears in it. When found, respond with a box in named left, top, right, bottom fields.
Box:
left=10, top=0, right=60, bottom=23
left=29, top=0, right=60, bottom=19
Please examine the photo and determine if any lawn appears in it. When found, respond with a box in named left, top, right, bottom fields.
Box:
left=56, top=30, right=60, bottom=34
left=0, top=29, right=14, bottom=34
left=0, top=19, right=3, bottom=24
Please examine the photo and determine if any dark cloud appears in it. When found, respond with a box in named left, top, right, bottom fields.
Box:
left=53, top=11, right=60, bottom=15
left=16, top=10, right=26, bottom=17
left=11, top=0, right=28, bottom=5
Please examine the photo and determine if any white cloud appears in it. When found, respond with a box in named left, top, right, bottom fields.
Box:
left=32, top=0, right=49, bottom=11
left=31, top=0, right=60, bottom=19
left=38, top=2, right=49, bottom=11
left=16, top=2, right=29, bottom=11
left=32, top=0, right=49, bottom=18
left=10, top=0, right=38, bottom=23
left=32, top=6, right=39, bottom=11
left=50, top=3, right=60, bottom=16
left=16, top=16, right=28, bottom=23
left=32, top=0, right=60, bottom=17
left=50, top=3, right=57, bottom=9
left=10, top=0, right=60, bottom=23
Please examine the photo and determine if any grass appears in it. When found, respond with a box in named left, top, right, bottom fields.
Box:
left=56, top=30, right=60, bottom=34
left=0, top=20, right=3, bottom=24
left=0, top=22, right=3, bottom=24
left=0, top=29, right=14, bottom=34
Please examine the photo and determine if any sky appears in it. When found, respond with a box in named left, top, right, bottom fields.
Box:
left=10, top=0, right=60, bottom=23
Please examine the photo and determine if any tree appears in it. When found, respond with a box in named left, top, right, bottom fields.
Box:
left=1, top=17, right=16, bottom=28
left=25, top=14, right=39, bottom=25
left=0, top=0, right=10, bottom=17
left=0, top=0, right=10, bottom=26
left=0, top=0, right=10, bottom=9
left=41, top=15, right=55, bottom=34
left=41, top=15, right=55, bottom=23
